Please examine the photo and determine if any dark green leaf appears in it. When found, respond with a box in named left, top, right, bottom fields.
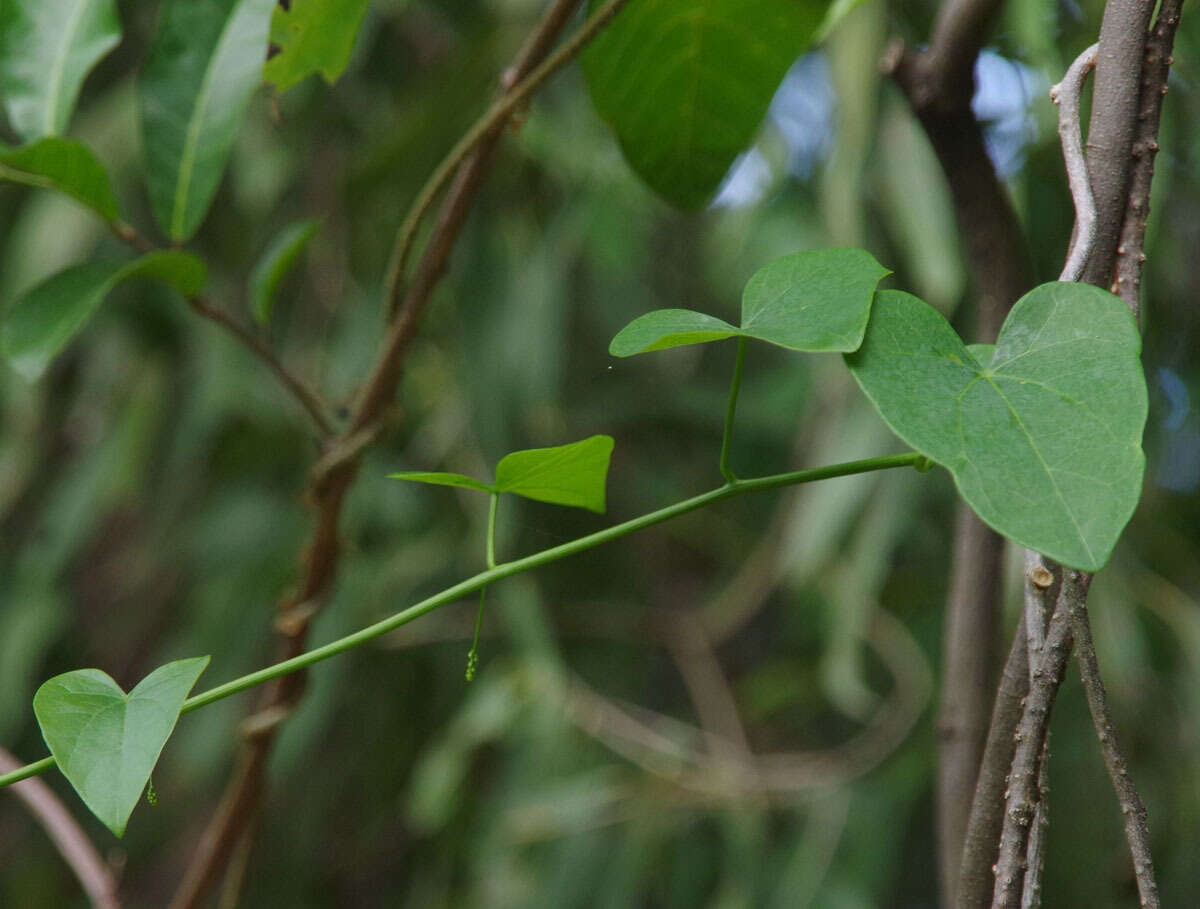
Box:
left=0, top=0, right=121, bottom=141
left=139, top=0, right=274, bottom=242
left=2, top=251, right=206, bottom=380
left=610, top=248, right=889, bottom=356
left=0, top=137, right=121, bottom=221
left=846, top=285, right=1147, bottom=571
left=494, top=435, right=614, bottom=513
left=33, top=656, right=209, bottom=837
left=609, top=309, right=739, bottom=356
left=250, top=218, right=319, bottom=325
left=583, top=0, right=827, bottom=207
left=387, top=471, right=494, bottom=494
left=262, top=0, right=371, bottom=92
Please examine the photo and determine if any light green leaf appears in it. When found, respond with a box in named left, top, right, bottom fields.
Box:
left=845, top=285, right=1147, bottom=571
left=582, top=0, right=828, bottom=208
left=495, top=435, right=614, bottom=513
left=139, top=0, right=274, bottom=242
left=250, top=218, right=319, bottom=325
left=0, top=137, right=120, bottom=221
left=262, top=0, right=371, bottom=92
left=610, top=248, right=889, bottom=356
left=609, top=309, right=739, bottom=356
left=33, top=656, right=209, bottom=837
left=387, top=471, right=494, bottom=494
left=2, top=251, right=206, bottom=380
left=966, top=343, right=995, bottom=365
left=0, top=0, right=121, bottom=141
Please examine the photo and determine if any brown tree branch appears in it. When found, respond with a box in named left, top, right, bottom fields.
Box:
left=881, top=3, right=1033, bottom=902
left=168, top=2, right=638, bottom=904
left=0, top=747, right=121, bottom=909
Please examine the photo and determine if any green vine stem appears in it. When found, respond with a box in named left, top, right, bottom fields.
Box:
left=0, top=451, right=922, bottom=790
left=719, top=337, right=748, bottom=484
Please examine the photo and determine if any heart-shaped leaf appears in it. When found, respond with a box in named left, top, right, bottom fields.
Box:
left=846, top=284, right=1147, bottom=571
left=386, top=471, right=494, bottom=494
left=250, top=218, right=320, bottom=325
left=262, top=0, right=372, bottom=92
left=495, top=435, right=614, bottom=513
left=0, top=0, right=121, bottom=141
left=2, top=251, right=207, bottom=380
left=139, top=0, right=274, bottom=242
left=582, top=0, right=828, bottom=208
left=33, top=656, right=210, bottom=836
left=0, top=137, right=121, bottom=221
left=610, top=248, right=890, bottom=356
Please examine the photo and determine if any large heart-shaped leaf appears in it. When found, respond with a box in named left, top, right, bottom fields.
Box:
left=582, top=0, right=828, bottom=208
left=33, top=656, right=210, bottom=836
left=0, top=137, right=121, bottom=221
left=846, top=284, right=1147, bottom=571
left=610, top=248, right=889, bottom=356
left=262, top=0, right=371, bottom=92
left=0, top=0, right=121, bottom=141
left=139, top=0, right=274, bottom=242
left=389, top=436, right=616, bottom=514
left=1, top=251, right=207, bottom=380
left=495, top=435, right=614, bottom=513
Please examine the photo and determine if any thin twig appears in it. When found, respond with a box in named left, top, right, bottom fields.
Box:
left=1068, top=595, right=1160, bottom=906
left=108, top=222, right=337, bottom=439
left=1051, top=43, right=1099, bottom=283
left=382, top=0, right=632, bottom=308
left=0, top=747, right=121, bottom=909
left=1019, top=731, right=1050, bottom=909
left=186, top=295, right=336, bottom=438
left=991, top=571, right=1086, bottom=908
left=1113, top=0, right=1185, bottom=316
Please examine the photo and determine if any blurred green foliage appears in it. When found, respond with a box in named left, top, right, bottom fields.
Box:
left=2, top=0, right=1200, bottom=905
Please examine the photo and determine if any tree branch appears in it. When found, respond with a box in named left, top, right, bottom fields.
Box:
left=881, top=3, right=1033, bottom=902
left=168, top=2, right=632, bottom=904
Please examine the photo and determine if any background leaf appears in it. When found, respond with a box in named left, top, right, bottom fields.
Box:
left=250, top=218, right=320, bottom=325
left=582, top=0, right=828, bottom=207
left=139, top=0, right=274, bottom=242
left=1, top=251, right=206, bottom=379
left=0, top=0, right=121, bottom=141
left=846, top=286, right=1147, bottom=571
left=387, top=471, right=494, bottom=494
left=262, top=0, right=372, bottom=92
left=33, top=657, right=209, bottom=837
left=495, top=435, right=614, bottom=513
left=0, top=137, right=121, bottom=221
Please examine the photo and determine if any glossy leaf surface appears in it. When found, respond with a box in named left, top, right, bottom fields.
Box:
left=0, top=137, right=120, bottom=220
left=139, top=0, right=274, bottom=242
left=0, top=0, right=121, bottom=140
left=250, top=218, right=319, bottom=325
left=846, top=285, right=1147, bottom=570
left=495, top=435, right=614, bottom=513
left=33, top=657, right=209, bottom=836
left=263, top=0, right=371, bottom=92
left=1, top=251, right=206, bottom=379
left=583, top=0, right=826, bottom=207
left=610, top=248, right=889, bottom=356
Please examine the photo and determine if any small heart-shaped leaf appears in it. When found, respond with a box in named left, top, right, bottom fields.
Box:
left=1, top=251, right=207, bottom=380
left=610, top=248, right=890, bottom=356
left=33, top=656, right=210, bottom=836
left=0, top=137, right=121, bottom=221
left=846, top=284, right=1146, bottom=571
left=495, top=435, right=614, bottom=513
left=387, top=471, right=494, bottom=494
